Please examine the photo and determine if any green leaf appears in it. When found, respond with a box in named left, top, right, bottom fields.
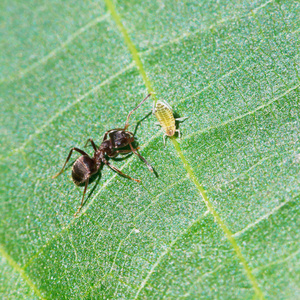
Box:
left=1, top=0, right=300, bottom=299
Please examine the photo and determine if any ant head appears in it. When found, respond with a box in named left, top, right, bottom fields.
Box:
left=111, top=130, right=132, bottom=148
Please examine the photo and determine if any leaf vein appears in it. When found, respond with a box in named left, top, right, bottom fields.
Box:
left=84, top=174, right=200, bottom=296
left=138, top=0, right=274, bottom=58
left=232, top=200, right=294, bottom=238
left=253, top=249, right=300, bottom=272
left=171, top=138, right=265, bottom=300
left=181, top=265, right=222, bottom=298
left=105, top=0, right=266, bottom=299
left=1, top=14, right=109, bottom=83
left=1, top=0, right=274, bottom=84
left=133, top=211, right=210, bottom=299
left=7, top=63, right=134, bottom=157
left=208, top=154, right=275, bottom=192
left=183, top=83, right=300, bottom=141
left=0, top=244, right=46, bottom=300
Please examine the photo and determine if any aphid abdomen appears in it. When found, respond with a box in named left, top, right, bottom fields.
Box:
left=154, top=101, right=176, bottom=136
left=72, top=155, right=97, bottom=185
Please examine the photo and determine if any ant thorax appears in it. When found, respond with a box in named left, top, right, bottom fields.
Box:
left=99, top=140, right=114, bottom=157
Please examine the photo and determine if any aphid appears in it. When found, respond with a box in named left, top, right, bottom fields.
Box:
left=52, top=94, right=153, bottom=216
left=153, top=100, right=187, bottom=145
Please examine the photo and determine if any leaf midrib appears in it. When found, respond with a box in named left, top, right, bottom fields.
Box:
left=103, top=0, right=266, bottom=298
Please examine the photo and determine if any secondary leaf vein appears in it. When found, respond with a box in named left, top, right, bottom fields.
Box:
left=7, top=63, right=134, bottom=157
left=1, top=14, right=109, bottom=83
left=0, top=244, right=46, bottom=300
left=183, top=83, right=300, bottom=141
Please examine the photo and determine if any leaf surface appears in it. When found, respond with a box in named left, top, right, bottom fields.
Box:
left=1, top=0, right=300, bottom=299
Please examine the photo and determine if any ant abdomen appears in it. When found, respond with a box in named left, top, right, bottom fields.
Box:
left=72, top=155, right=97, bottom=185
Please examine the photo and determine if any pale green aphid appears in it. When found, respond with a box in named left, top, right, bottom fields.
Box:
left=153, top=100, right=187, bottom=145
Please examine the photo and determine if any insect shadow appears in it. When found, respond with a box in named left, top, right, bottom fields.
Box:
left=74, top=171, right=103, bottom=213
left=154, top=109, right=186, bottom=139
left=173, top=110, right=186, bottom=138
left=133, top=111, right=152, bottom=136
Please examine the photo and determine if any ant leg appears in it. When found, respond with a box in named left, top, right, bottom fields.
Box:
left=102, top=130, right=114, bottom=142
left=74, top=178, right=89, bottom=217
left=102, top=131, right=109, bottom=142
left=52, top=147, right=88, bottom=179
left=104, top=160, right=141, bottom=182
left=84, top=138, right=97, bottom=151
left=114, top=149, right=133, bottom=154
left=129, top=143, right=154, bottom=172
left=124, top=93, right=152, bottom=130
left=115, top=146, right=141, bottom=155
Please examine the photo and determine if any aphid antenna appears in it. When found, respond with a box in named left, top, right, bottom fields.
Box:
left=175, top=116, right=189, bottom=122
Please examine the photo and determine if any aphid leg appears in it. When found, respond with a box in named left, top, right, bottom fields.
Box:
left=155, top=122, right=161, bottom=126
left=152, top=100, right=156, bottom=114
left=52, top=148, right=88, bottom=179
left=124, top=93, right=152, bottom=130
left=84, top=138, right=97, bottom=151
left=176, top=129, right=181, bottom=138
left=163, top=134, right=167, bottom=147
left=114, top=149, right=133, bottom=154
left=175, top=116, right=188, bottom=122
left=74, top=178, right=89, bottom=217
left=104, top=160, right=141, bottom=182
left=129, top=143, right=154, bottom=172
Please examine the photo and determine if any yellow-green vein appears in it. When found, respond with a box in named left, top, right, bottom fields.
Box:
left=171, top=137, right=264, bottom=299
left=104, top=0, right=265, bottom=299
left=103, top=0, right=155, bottom=101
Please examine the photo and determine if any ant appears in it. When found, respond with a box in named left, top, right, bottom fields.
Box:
left=52, top=94, right=153, bottom=216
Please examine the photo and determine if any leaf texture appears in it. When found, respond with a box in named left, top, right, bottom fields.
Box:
left=1, top=0, right=300, bottom=299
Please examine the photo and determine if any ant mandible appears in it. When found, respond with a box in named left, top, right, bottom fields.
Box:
left=52, top=93, right=153, bottom=216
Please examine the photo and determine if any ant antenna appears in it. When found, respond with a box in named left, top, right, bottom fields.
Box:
left=124, top=93, right=152, bottom=130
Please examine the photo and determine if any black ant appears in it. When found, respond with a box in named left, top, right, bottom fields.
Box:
left=52, top=94, right=153, bottom=216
